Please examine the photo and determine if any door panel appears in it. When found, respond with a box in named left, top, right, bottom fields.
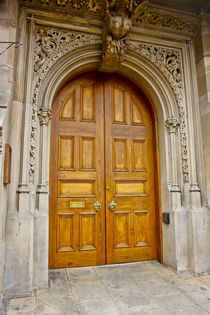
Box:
left=49, top=73, right=105, bottom=268
left=49, top=73, right=160, bottom=268
left=105, top=76, right=158, bottom=264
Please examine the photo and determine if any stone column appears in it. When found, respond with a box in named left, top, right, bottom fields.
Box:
left=165, top=117, right=181, bottom=208
left=33, top=107, right=51, bottom=289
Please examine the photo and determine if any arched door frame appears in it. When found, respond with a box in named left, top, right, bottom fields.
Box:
left=15, top=46, right=206, bottom=292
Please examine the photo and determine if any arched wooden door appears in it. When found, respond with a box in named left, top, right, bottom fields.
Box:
left=49, top=72, right=161, bottom=269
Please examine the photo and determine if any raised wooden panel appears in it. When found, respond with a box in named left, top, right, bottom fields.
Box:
left=80, top=137, right=96, bottom=170
left=115, top=180, right=146, bottom=196
left=132, top=140, right=146, bottom=171
left=113, top=139, right=128, bottom=171
left=56, top=213, right=75, bottom=252
left=114, top=211, right=130, bottom=248
left=60, top=90, right=76, bottom=120
left=58, top=180, right=95, bottom=197
left=58, top=135, right=75, bottom=170
left=134, top=211, right=150, bottom=247
left=81, top=85, right=95, bottom=121
left=112, top=86, right=126, bottom=124
left=131, top=99, right=143, bottom=125
left=79, top=212, right=96, bottom=251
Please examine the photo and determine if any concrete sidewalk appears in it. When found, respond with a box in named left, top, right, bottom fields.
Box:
left=4, top=261, right=210, bottom=314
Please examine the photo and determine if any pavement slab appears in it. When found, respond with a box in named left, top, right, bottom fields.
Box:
left=4, top=261, right=210, bottom=315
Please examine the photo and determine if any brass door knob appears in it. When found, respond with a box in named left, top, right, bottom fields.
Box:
left=108, top=200, right=117, bottom=211
left=94, top=201, right=101, bottom=211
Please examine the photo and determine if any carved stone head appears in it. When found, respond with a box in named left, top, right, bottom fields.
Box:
left=107, top=14, right=132, bottom=40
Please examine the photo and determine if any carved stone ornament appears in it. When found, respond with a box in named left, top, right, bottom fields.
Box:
left=165, top=117, right=180, bottom=134
left=38, top=108, right=52, bottom=126
left=34, top=28, right=101, bottom=74
left=101, top=35, right=130, bottom=72
left=135, top=10, right=197, bottom=33
left=101, top=0, right=149, bottom=71
left=22, top=0, right=197, bottom=34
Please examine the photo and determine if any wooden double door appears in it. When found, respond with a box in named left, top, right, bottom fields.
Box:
left=49, top=73, right=161, bottom=269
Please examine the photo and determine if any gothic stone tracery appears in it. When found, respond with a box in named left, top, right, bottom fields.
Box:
left=129, top=41, right=189, bottom=182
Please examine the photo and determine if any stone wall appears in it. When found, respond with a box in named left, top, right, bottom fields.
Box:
left=0, top=0, right=19, bottom=305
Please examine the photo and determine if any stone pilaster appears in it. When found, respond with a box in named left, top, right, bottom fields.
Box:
left=165, top=117, right=181, bottom=205
left=34, top=107, right=51, bottom=289
left=165, top=117, right=188, bottom=271
left=37, top=107, right=52, bottom=209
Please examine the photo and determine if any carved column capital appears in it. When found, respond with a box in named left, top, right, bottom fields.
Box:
left=38, top=108, right=52, bottom=126
left=165, top=117, right=180, bottom=134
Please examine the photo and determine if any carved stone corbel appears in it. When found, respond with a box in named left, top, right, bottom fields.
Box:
left=100, top=0, right=149, bottom=72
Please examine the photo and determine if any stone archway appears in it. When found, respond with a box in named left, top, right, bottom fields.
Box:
left=32, top=44, right=190, bottom=288
left=6, top=31, right=208, bottom=297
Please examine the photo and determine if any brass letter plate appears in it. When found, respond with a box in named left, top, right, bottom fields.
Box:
left=70, top=201, right=85, bottom=208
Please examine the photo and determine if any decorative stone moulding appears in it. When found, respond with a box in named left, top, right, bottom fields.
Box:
left=135, top=10, right=197, bottom=33
left=22, top=0, right=197, bottom=33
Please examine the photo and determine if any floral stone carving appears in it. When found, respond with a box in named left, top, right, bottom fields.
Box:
left=38, top=108, right=52, bottom=126
left=22, top=0, right=197, bottom=34
left=34, top=28, right=101, bottom=74
left=165, top=117, right=180, bottom=134
left=129, top=41, right=189, bottom=182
